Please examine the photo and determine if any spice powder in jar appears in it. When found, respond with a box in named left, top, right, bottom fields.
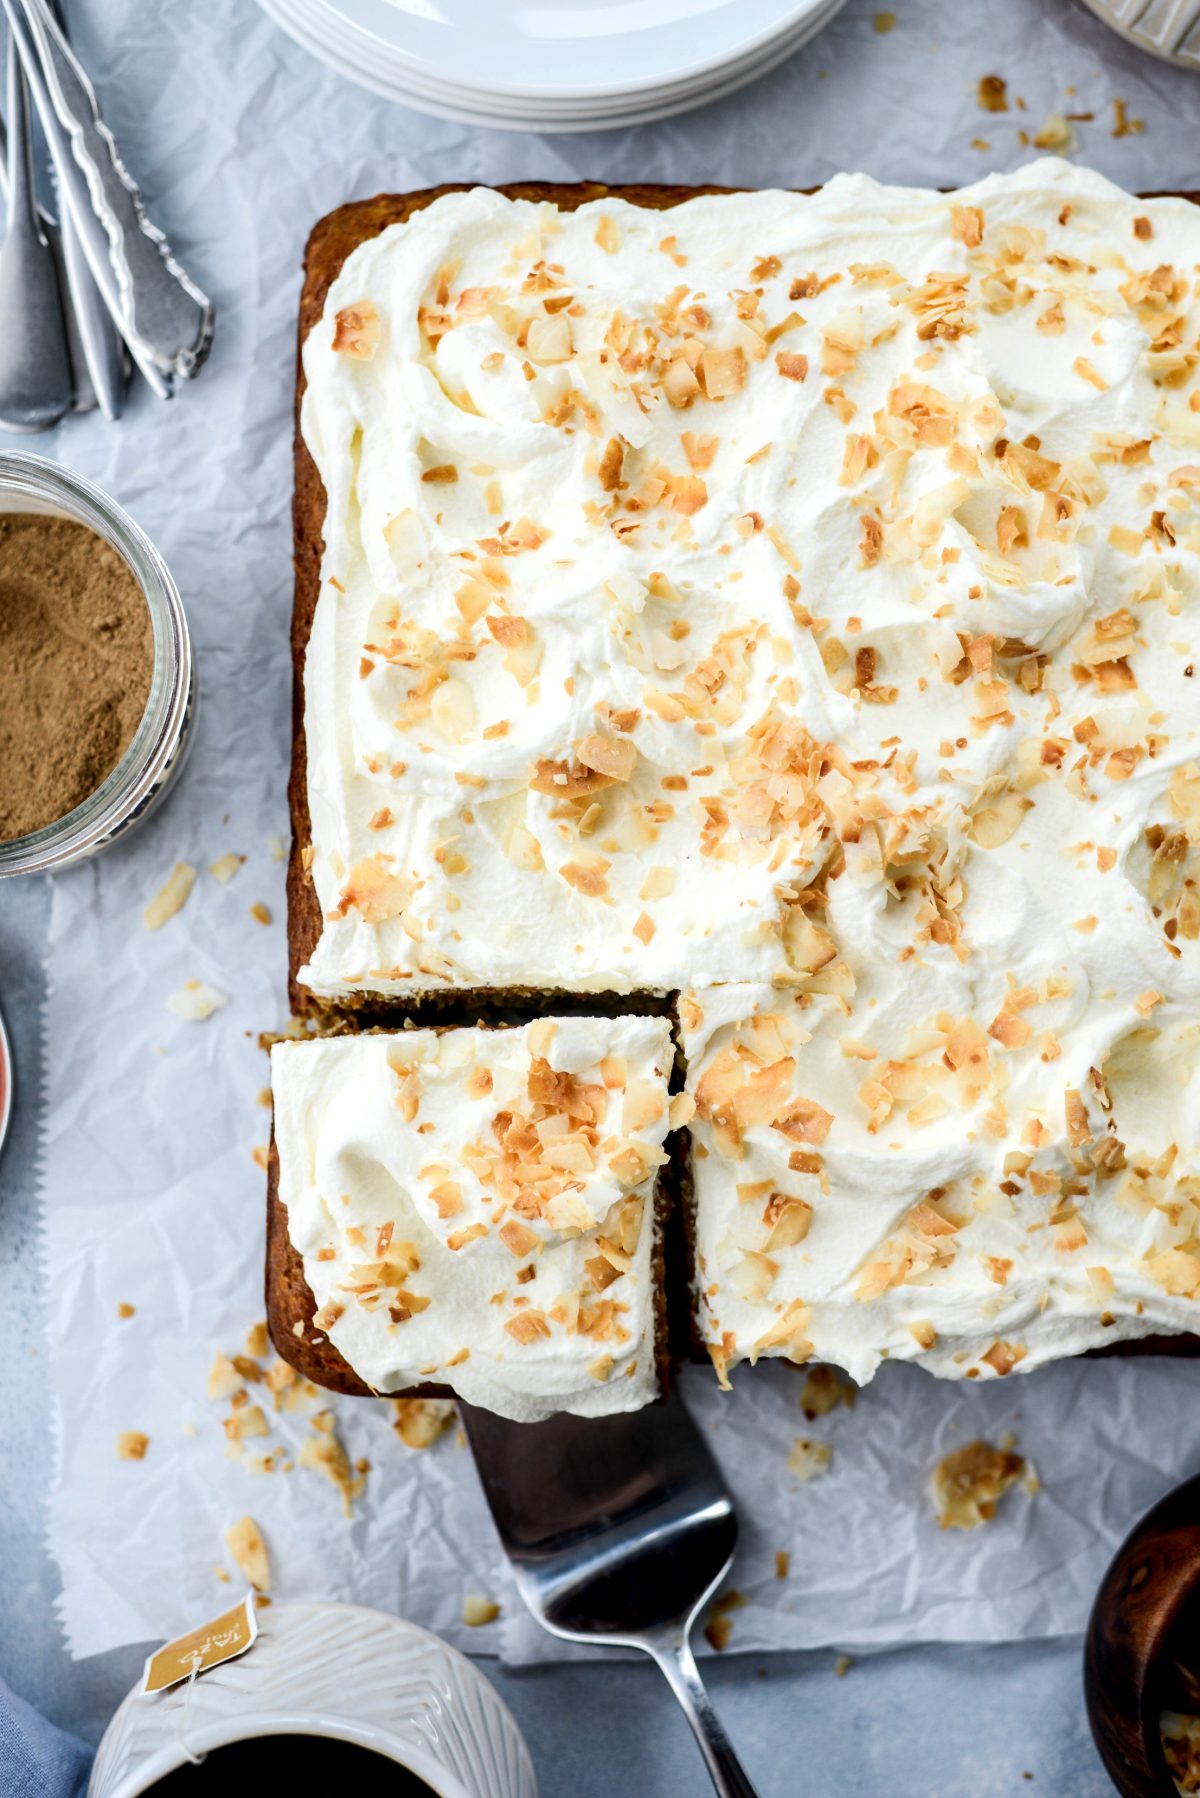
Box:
left=0, top=513, right=153, bottom=842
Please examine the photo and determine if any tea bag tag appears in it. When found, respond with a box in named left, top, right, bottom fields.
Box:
left=140, top=1592, right=258, bottom=1696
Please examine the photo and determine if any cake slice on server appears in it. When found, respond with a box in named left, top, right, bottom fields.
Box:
left=267, top=1014, right=677, bottom=1420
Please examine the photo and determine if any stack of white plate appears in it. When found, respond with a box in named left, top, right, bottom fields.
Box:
left=258, top=0, right=849, bottom=131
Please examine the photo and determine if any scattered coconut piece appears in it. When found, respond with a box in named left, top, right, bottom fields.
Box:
left=799, top=1366, right=857, bottom=1421
left=788, top=1437, right=832, bottom=1482
left=224, top=1515, right=270, bottom=1591
left=299, top=1413, right=364, bottom=1515
left=462, top=1594, right=501, bottom=1627
left=209, top=853, right=245, bottom=885
left=167, top=981, right=227, bottom=1021
left=143, top=862, right=196, bottom=931
left=392, top=1397, right=455, bottom=1449
left=703, top=1589, right=746, bottom=1653
left=117, top=1431, right=149, bottom=1461
left=931, top=1439, right=1026, bottom=1530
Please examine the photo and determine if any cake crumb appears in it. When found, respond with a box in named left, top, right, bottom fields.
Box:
left=774, top=1549, right=790, bottom=1580
left=117, top=1302, right=135, bottom=1319
left=116, top=1431, right=149, bottom=1461
left=245, top=1322, right=269, bottom=1359
left=703, top=1589, right=746, bottom=1653
left=1112, top=98, right=1144, bottom=139
left=977, top=74, right=1007, bottom=112
left=874, top=9, right=895, bottom=30
left=835, top=1654, right=853, bottom=1677
left=249, top=901, right=272, bottom=926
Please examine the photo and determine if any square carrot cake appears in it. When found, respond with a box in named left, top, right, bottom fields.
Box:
left=269, top=1015, right=676, bottom=1418
left=289, top=160, right=1200, bottom=1387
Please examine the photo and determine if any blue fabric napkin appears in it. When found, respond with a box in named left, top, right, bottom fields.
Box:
left=0, top=1676, right=92, bottom=1798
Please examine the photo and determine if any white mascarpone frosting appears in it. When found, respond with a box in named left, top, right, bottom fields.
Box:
left=271, top=1016, right=674, bottom=1419
left=298, top=160, right=1200, bottom=1382
left=682, top=970, right=1200, bottom=1384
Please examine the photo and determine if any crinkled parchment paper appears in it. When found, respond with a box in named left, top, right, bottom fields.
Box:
left=31, top=0, right=1200, bottom=1664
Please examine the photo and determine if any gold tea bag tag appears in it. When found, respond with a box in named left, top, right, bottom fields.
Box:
left=140, top=1592, right=258, bottom=1696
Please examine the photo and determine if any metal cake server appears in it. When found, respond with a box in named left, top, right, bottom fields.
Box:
left=0, top=24, right=72, bottom=431
left=462, top=1391, right=760, bottom=1797
left=3, top=0, right=213, bottom=397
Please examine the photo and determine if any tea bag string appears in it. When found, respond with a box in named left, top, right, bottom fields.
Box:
left=173, top=1653, right=208, bottom=1767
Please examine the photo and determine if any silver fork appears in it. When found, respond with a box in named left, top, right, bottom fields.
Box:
left=462, top=1390, right=760, bottom=1797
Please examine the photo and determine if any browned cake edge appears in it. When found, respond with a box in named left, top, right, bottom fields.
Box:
left=288, top=182, right=738, bottom=1019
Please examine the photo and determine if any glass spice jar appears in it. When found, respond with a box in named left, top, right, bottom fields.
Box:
left=0, top=452, right=195, bottom=876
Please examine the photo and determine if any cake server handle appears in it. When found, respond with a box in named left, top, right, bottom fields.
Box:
left=1, top=0, right=213, bottom=395
left=644, top=1625, right=759, bottom=1798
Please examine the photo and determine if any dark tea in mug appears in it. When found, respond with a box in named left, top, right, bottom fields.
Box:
left=144, top=1735, right=435, bottom=1790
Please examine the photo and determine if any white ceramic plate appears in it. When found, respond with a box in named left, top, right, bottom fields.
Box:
left=296, top=0, right=839, bottom=116
left=315, top=0, right=832, bottom=99
left=261, top=0, right=845, bottom=127
left=1078, top=0, right=1200, bottom=68
left=274, top=0, right=839, bottom=107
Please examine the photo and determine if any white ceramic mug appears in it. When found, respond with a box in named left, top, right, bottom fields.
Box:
left=88, top=1600, right=538, bottom=1798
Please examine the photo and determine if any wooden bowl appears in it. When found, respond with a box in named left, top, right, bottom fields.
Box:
left=1085, top=1473, right=1200, bottom=1795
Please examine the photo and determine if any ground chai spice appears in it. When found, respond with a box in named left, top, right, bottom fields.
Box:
left=0, top=513, right=153, bottom=841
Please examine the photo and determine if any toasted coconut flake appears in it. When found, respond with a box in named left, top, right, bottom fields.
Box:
left=931, top=1439, right=1026, bottom=1529
left=299, top=1415, right=364, bottom=1515
left=336, top=857, right=413, bottom=924
left=116, top=1430, right=149, bottom=1461
left=167, top=981, right=227, bottom=1022
left=209, top=852, right=245, bottom=885
left=799, top=1366, right=857, bottom=1420
left=392, top=1397, right=455, bottom=1449
left=788, top=1437, right=832, bottom=1482
left=462, top=1594, right=501, bottom=1627
left=143, top=862, right=196, bottom=930
left=333, top=301, right=382, bottom=359
left=224, top=1515, right=270, bottom=1590
left=699, top=346, right=746, bottom=399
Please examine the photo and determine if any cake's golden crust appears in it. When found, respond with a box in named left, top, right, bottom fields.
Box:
left=289, top=182, right=737, bottom=1018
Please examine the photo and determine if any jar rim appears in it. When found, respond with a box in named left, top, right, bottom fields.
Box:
left=0, top=453, right=194, bottom=876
